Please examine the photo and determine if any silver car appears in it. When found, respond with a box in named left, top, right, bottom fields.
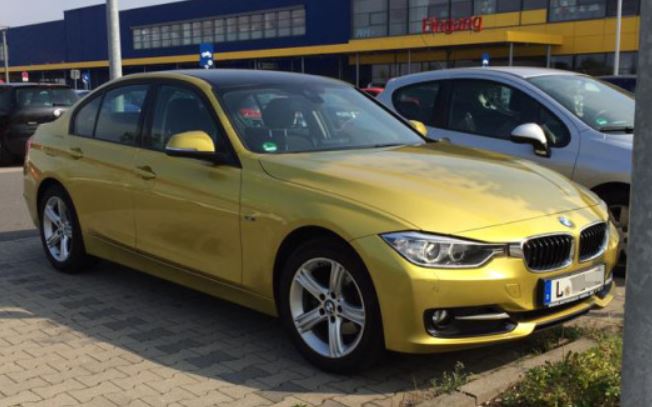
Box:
left=378, top=67, right=632, bottom=264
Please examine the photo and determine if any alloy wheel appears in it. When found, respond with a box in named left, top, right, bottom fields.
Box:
left=289, top=257, right=366, bottom=359
left=42, top=196, right=73, bottom=263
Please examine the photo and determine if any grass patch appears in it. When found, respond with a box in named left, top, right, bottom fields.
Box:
left=431, top=361, right=470, bottom=396
left=525, top=325, right=584, bottom=354
left=494, top=330, right=622, bottom=407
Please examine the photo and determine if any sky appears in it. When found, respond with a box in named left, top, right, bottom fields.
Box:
left=1, top=0, right=186, bottom=27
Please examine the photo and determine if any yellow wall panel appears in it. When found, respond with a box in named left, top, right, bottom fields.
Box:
left=520, top=9, right=547, bottom=25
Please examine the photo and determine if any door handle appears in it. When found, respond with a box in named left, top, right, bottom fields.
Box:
left=68, top=147, right=83, bottom=160
left=135, top=165, right=157, bottom=180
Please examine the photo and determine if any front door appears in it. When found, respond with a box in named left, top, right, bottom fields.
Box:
left=132, top=83, right=242, bottom=284
left=393, top=79, right=580, bottom=178
left=437, top=79, right=579, bottom=178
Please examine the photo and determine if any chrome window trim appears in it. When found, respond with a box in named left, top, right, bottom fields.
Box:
left=578, top=221, right=609, bottom=263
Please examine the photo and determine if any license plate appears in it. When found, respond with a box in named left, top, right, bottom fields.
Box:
left=543, top=265, right=605, bottom=307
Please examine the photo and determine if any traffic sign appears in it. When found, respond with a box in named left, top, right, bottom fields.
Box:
left=70, top=69, right=81, bottom=80
left=481, top=52, right=490, bottom=67
left=199, top=43, right=214, bottom=69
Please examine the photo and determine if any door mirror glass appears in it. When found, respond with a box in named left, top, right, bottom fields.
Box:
left=510, top=123, right=550, bottom=157
left=165, top=131, right=216, bottom=160
left=409, top=120, right=429, bottom=137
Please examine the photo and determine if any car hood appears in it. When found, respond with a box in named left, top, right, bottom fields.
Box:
left=258, top=143, right=600, bottom=235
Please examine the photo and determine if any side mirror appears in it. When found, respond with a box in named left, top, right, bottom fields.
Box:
left=165, top=131, right=216, bottom=161
left=510, top=123, right=550, bottom=158
left=409, top=120, right=429, bottom=137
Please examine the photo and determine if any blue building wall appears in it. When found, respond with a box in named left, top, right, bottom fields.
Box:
left=7, top=0, right=352, bottom=67
left=7, top=21, right=67, bottom=65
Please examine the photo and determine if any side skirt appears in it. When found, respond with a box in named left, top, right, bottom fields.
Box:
left=85, top=234, right=278, bottom=317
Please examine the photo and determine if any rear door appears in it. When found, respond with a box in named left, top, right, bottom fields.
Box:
left=65, top=83, right=150, bottom=247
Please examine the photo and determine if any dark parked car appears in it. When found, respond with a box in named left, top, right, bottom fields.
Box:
left=600, top=75, right=637, bottom=93
left=0, top=83, right=78, bottom=165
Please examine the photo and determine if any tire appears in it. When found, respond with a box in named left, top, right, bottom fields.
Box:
left=602, top=189, right=629, bottom=270
left=278, top=237, right=385, bottom=373
left=38, top=184, right=92, bottom=274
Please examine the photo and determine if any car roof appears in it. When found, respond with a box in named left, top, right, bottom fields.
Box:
left=386, top=66, right=583, bottom=86
left=124, top=69, right=351, bottom=89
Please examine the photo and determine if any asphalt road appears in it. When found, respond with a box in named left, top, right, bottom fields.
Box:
left=0, top=166, right=36, bottom=235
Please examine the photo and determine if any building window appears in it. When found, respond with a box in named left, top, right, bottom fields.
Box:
left=131, top=6, right=306, bottom=50
left=497, top=0, right=521, bottom=12
left=353, top=0, right=389, bottom=38
left=451, top=0, right=473, bottom=17
left=264, top=12, right=277, bottom=38
left=549, top=0, right=607, bottom=22
left=251, top=14, right=264, bottom=39
left=606, top=0, right=640, bottom=16
left=238, top=15, right=251, bottom=41
left=475, top=0, right=496, bottom=14
left=214, top=19, right=225, bottom=42
left=389, top=0, right=408, bottom=35
left=292, top=9, right=306, bottom=35
left=409, top=0, right=449, bottom=34
left=522, top=0, right=548, bottom=9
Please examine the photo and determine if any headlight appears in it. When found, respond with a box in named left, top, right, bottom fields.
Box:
left=381, top=232, right=506, bottom=268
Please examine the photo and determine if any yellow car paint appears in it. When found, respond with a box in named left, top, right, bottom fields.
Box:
left=24, top=71, right=617, bottom=354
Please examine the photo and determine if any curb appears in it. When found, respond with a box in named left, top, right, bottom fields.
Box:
left=417, top=338, right=597, bottom=407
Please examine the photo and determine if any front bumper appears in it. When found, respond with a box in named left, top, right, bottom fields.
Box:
left=351, top=207, right=618, bottom=354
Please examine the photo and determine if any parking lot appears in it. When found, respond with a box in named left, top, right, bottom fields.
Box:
left=0, top=166, right=625, bottom=407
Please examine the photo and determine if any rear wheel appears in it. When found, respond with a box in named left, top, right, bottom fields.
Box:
left=38, top=185, right=92, bottom=273
left=278, top=238, right=385, bottom=373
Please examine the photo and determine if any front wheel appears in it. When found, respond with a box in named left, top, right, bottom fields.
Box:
left=278, top=238, right=385, bottom=373
left=38, top=185, right=93, bottom=273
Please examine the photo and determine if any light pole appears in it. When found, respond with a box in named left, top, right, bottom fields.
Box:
left=613, top=0, right=623, bottom=75
left=620, top=0, right=652, bottom=405
left=106, top=0, right=122, bottom=80
left=1, top=27, right=8, bottom=83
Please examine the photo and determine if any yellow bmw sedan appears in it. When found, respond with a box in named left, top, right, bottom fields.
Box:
left=24, top=70, right=618, bottom=373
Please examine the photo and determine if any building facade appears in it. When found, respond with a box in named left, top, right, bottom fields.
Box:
left=0, top=0, right=641, bottom=88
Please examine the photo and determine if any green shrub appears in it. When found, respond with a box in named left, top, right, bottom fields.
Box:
left=499, top=333, right=622, bottom=407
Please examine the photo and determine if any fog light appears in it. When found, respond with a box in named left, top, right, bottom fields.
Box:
left=431, top=309, right=450, bottom=326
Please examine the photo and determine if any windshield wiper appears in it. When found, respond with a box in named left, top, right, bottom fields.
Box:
left=598, top=125, right=634, bottom=133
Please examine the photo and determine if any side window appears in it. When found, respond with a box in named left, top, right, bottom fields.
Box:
left=392, top=82, right=440, bottom=126
left=145, top=84, right=221, bottom=151
left=448, top=80, right=569, bottom=147
left=95, top=85, right=149, bottom=145
left=72, top=95, right=102, bottom=137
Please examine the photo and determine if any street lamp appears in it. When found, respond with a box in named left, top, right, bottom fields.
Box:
left=0, top=26, right=8, bottom=83
left=613, top=0, right=623, bottom=75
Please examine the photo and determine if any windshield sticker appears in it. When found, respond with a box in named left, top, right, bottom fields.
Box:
left=262, top=142, right=278, bottom=152
left=596, top=117, right=608, bottom=126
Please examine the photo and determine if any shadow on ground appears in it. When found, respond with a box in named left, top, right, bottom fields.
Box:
left=0, top=234, right=619, bottom=405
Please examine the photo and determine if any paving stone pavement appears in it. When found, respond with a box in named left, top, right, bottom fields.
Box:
left=0, top=235, right=625, bottom=407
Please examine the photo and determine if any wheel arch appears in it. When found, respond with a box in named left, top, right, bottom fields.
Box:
left=272, top=226, right=368, bottom=310
left=591, top=182, right=630, bottom=203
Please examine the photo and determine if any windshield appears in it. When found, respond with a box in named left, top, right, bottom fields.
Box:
left=528, top=75, right=634, bottom=132
left=15, top=87, right=78, bottom=109
left=218, top=83, right=425, bottom=153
